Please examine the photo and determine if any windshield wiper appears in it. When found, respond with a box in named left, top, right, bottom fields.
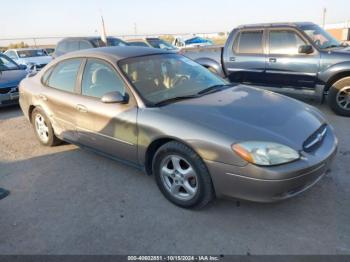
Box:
left=197, top=84, right=232, bottom=95
left=323, top=44, right=340, bottom=49
left=154, top=94, right=200, bottom=107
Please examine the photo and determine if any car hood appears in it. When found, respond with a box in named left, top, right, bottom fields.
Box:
left=160, top=85, right=326, bottom=150
left=17, top=56, right=52, bottom=65
left=0, top=69, right=27, bottom=88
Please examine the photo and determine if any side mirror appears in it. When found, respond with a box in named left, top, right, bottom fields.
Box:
left=101, top=91, right=128, bottom=104
left=19, top=64, right=27, bottom=70
left=298, top=45, right=314, bottom=54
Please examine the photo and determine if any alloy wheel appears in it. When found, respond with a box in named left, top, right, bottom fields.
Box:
left=34, top=114, right=49, bottom=143
left=336, top=86, right=350, bottom=110
left=160, top=155, right=198, bottom=201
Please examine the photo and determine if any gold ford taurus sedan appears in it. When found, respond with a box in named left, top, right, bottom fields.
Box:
left=19, top=47, right=337, bottom=208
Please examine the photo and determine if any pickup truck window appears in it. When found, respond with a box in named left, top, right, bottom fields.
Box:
left=269, top=30, right=306, bottom=55
left=234, top=31, right=263, bottom=54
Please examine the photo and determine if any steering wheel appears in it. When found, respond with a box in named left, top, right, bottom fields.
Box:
left=314, top=40, right=321, bottom=47
left=173, top=75, right=189, bottom=87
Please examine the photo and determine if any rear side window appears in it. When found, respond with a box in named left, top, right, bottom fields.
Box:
left=269, top=30, right=306, bottom=55
left=56, top=41, right=67, bottom=53
left=47, top=59, right=82, bottom=93
left=79, top=41, right=93, bottom=50
left=234, top=30, right=264, bottom=54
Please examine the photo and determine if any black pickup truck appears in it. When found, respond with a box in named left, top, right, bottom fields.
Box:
left=184, top=22, right=350, bottom=116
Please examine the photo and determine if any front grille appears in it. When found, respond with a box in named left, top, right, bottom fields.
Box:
left=303, top=124, right=328, bottom=152
left=0, top=87, right=17, bottom=94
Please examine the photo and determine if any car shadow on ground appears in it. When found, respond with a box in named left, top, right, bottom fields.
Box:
left=0, top=105, right=23, bottom=121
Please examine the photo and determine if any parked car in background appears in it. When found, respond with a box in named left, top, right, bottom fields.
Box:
left=173, top=36, right=213, bottom=49
left=0, top=53, right=27, bottom=107
left=45, top=48, right=55, bottom=56
left=127, top=38, right=178, bottom=51
left=184, top=22, right=350, bottom=116
left=53, top=36, right=129, bottom=58
left=19, top=47, right=337, bottom=208
left=4, top=48, right=52, bottom=71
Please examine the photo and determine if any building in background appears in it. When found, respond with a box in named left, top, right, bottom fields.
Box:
left=325, top=21, right=350, bottom=42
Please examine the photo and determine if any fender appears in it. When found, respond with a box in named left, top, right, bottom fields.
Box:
left=319, top=61, right=350, bottom=86
left=194, top=57, right=225, bottom=78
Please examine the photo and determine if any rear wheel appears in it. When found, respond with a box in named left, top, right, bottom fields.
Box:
left=31, top=108, right=61, bottom=146
left=152, top=141, right=215, bottom=209
left=328, top=77, right=350, bottom=116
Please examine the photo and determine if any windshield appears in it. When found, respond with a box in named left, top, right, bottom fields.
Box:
left=300, top=24, right=341, bottom=49
left=17, top=49, right=47, bottom=58
left=0, top=55, right=19, bottom=71
left=147, top=39, right=177, bottom=50
left=119, top=54, right=227, bottom=105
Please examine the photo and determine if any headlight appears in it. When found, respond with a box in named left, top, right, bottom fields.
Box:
left=232, top=141, right=300, bottom=166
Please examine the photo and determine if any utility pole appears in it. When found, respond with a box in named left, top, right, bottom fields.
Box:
left=100, top=15, right=107, bottom=44
left=134, top=23, right=137, bottom=36
left=322, top=8, right=327, bottom=28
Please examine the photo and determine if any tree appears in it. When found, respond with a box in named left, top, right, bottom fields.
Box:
left=159, top=35, right=175, bottom=44
left=8, top=41, right=29, bottom=49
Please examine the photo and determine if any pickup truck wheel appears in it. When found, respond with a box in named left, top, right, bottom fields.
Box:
left=328, top=77, right=350, bottom=117
left=152, top=141, right=215, bottom=209
left=31, top=108, right=61, bottom=146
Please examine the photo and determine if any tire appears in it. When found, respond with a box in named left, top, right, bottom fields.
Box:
left=31, top=107, right=61, bottom=146
left=328, top=77, right=350, bottom=116
left=152, top=141, right=215, bottom=209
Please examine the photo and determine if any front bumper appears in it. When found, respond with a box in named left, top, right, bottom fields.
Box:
left=206, top=127, right=338, bottom=203
left=0, top=92, right=19, bottom=107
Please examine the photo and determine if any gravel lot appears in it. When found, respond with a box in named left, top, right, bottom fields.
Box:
left=0, top=101, right=349, bottom=255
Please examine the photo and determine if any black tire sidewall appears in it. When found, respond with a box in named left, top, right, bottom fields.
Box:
left=153, top=141, right=214, bottom=208
left=31, top=108, right=56, bottom=146
left=328, top=77, right=350, bottom=116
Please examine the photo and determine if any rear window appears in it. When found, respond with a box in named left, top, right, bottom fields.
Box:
left=18, top=49, right=47, bottom=58
left=128, top=41, right=149, bottom=47
left=234, top=30, right=264, bottom=54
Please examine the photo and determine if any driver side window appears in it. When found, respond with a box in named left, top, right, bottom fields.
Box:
left=81, top=59, right=126, bottom=99
left=269, top=30, right=306, bottom=55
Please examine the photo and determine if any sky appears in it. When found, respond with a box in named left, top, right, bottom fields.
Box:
left=0, top=0, right=350, bottom=39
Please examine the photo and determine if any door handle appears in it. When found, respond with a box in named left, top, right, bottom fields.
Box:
left=39, top=94, right=48, bottom=101
left=269, top=58, right=277, bottom=63
left=229, top=57, right=236, bottom=62
left=76, top=104, right=88, bottom=113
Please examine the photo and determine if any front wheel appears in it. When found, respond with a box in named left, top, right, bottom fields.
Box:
left=152, top=141, right=215, bottom=209
left=328, top=77, right=350, bottom=116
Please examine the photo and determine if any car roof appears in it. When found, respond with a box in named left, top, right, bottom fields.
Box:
left=60, top=36, right=122, bottom=42
left=6, top=48, right=45, bottom=51
left=237, top=22, right=315, bottom=29
left=60, top=46, right=171, bottom=61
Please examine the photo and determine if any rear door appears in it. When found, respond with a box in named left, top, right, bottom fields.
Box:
left=41, top=58, right=84, bottom=142
left=224, top=29, right=266, bottom=85
left=73, top=58, right=138, bottom=163
left=265, top=28, right=319, bottom=88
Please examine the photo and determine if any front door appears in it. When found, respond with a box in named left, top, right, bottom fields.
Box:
left=224, top=29, right=266, bottom=85
left=74, top=58, right=138, bottom=163
left=265, top=28, right=320, bottom=88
